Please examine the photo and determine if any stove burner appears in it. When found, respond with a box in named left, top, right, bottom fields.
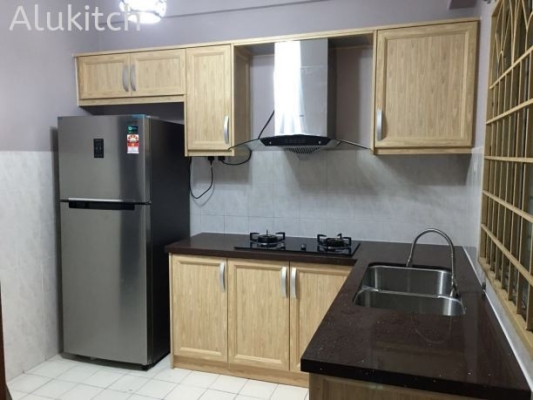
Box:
left=317, top=234, right=352, bottom=253
left=250, top=231, right=286, bottom=248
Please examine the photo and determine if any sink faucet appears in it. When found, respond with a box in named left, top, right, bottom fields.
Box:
left=406, top=228, right=457, bottom=297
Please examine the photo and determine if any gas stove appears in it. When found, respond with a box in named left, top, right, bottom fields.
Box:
left=235, top=232, right=360, bottom=257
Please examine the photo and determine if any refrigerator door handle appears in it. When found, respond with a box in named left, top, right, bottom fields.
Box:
left=66, top=198, right=136, bottom=203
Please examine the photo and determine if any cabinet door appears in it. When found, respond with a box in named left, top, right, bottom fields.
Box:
left=77, top=54, right=131, bottom=100
left=228, top=259, right=290, bottom=371
left=130, top=50, right=186, bottom=97
left=374, top=22, right=477, bottom=151
left=186, top=45, right=232, bottom=152
left=171, top=255, right=227, bottom=363
left=289, top=264, right=350, bottom=373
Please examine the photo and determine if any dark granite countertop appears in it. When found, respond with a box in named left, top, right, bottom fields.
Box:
left=165, top=234, right=530, bottom=399
left=301, top=241, right=531, bottom=400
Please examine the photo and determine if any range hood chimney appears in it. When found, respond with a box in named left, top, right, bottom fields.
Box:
left=262, top=39, right=337, bottom=155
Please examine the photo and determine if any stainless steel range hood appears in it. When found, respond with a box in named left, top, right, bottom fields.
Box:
left=232, top=38, right=367, bottom=155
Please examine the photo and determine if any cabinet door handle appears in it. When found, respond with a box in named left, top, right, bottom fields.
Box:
left=280, top=267, right=288, bottom=298
left=122, top=65, right=130, bottom=92
left=223, top=115, right=230, bottom=145
left=219, top=262, right=226, bottom=293
left=290, top=268, right=297, bottom=299
left=131, top=65, right=137, bottom=91
left=376, top=108, right=383, bottom=141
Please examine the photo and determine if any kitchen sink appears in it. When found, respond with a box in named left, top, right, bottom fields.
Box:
left=353, top=264, right=465, bottom=317
left=354, top=288, right=465, bottom=316
left=361, top=264, right=454, bottom=296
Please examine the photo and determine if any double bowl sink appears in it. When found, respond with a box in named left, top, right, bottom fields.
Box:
left=354, top=264, right=465, bottom=316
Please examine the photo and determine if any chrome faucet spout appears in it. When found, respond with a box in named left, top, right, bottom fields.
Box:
left=406, top=228, right=457, bottom=297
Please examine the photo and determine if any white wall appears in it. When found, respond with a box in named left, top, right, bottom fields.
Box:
left=0, top=0, right=99, bottom=380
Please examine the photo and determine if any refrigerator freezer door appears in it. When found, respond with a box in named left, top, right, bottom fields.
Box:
left=60, top=201, right=151, bottom=365
left=58, top=115, right=150, bottom=202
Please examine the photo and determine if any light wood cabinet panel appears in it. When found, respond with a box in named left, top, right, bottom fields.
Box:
left=171, top=255, right=227, bottom=363
left=186, top=45, right=233, bottom=153
left=310, top=374, right=475, bottom=400
left=77, top=54, right=131, bottom=100
left=374, top=22, right=478, bottom=152
left=130, top=50, right=186, bottom=97
left=228, top=259, right=290, bottom=371
left=289, top=264, right=350, bottom=373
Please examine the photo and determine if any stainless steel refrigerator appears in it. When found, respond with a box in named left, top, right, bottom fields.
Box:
left=58, top=115, right=189, bottom=367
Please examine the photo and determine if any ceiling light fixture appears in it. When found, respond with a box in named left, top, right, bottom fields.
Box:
left=120, top=0, right=167, bottom=24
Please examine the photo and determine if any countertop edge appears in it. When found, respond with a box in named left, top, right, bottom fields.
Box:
left=301, top=360, right=531, bottom=400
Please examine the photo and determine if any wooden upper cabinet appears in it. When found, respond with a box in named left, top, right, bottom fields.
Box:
left=171, top=255, right=228, bottom=363
left=185, top=45, right=234, bottom=155
left=228, top=259, right=290, bottom=371
left=130, top=49, right=186, bottom=97
left=374, top=22, right=478, bottom=154
left=77, top=54, right=131, bottom=100
left=77, top=50, right=186, bottom=105
left=289, top=264, right=350, bottom=373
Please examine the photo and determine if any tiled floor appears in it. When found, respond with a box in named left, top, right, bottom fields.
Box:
left=7, top=354, right=309, bottom=400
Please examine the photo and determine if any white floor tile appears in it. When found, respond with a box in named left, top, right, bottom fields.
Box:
left=235, top=396, right=260, bottom=400
left=270, top=384, right=308, bottom=400
left=9, top=390, right=27, bottom=400
left=129, top=361, right=170, bottom=379
left=33, top=379, right=77, bottom=398
left=239, top=380, right=277, bottom=399
left=83, top=370, right=124, bottom=388
left=57, top=365, right=101, bottom=383
left=109, top=375, right=150, bottom=393
left=20, top=395, right=51, bottom=400
left=165, top=384, right=205, bottom=400
left=200, top=389, right=236, bottom=400
left=27, top=360, right=75, bottom=379
left=59, top=384, right=103, bottom=400
left=181, top=371, right=219, bottom=388
left=9, top=374, right=50, bottom=393
left=153, top=368, right=191, bottom=384
left=129, top=395, right=158, bottom=400
left=210, top=375, right=247, bottom=394
left=93, top=389, right=131, bottom=400
left=135, top=379, right=176, bottom=398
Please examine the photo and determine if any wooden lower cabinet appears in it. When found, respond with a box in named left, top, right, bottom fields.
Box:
left=169, top=255, right=351, bottom=386
left=290, top=264, right=350, bottom=373
left=309, top=375, right=475, bottom=400
left=228, top=259, right=290, bottom=371
left=171, top=255, right=227, bottom=363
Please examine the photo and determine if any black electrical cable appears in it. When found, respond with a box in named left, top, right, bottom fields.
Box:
left=221, top=110, right=275, bottom=166
left=220, top=148, right=252, bottom=166
left=189, top=157, right=214, bottom=200
left=258, top=110, right=275, bottom=139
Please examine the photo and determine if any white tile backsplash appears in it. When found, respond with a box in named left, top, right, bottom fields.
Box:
left=191, top=150, right=473, bottom=245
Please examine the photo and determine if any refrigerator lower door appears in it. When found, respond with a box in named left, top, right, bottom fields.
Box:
left=60, top=201, right=151, bottom=365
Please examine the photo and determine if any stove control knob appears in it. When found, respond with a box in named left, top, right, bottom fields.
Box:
left=301, top=243, right=307, bottom=251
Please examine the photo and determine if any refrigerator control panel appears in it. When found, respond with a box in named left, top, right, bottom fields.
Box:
left=93, top=138, right=104, bottom=158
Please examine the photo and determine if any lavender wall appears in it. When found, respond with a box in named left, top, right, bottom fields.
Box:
left=93, top=0, right=476, bottom=51
left=0, top=0, right=99, bottom=379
